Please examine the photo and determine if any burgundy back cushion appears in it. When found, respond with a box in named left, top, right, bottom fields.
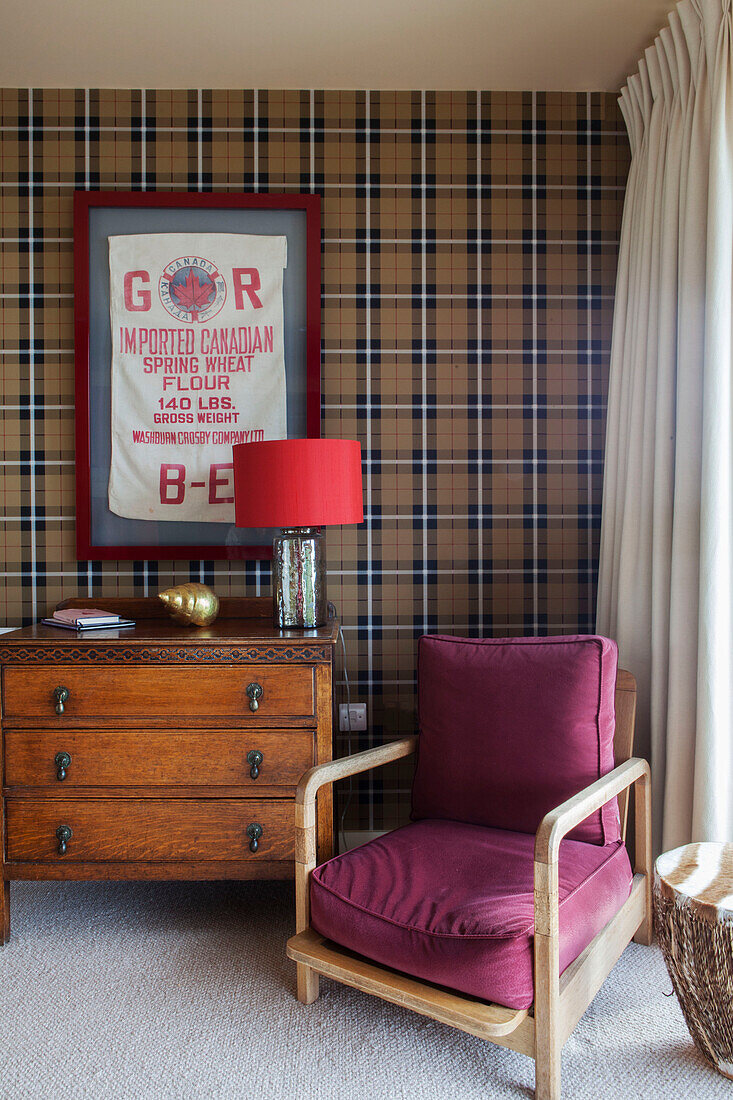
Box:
left=411, top=635, right=620, bottom=845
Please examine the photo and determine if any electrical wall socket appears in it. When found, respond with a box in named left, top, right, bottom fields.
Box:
left=339, top=703, right=367, bottom=732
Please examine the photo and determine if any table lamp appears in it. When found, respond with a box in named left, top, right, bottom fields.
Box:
left=232, top=438, right=364, bottom=628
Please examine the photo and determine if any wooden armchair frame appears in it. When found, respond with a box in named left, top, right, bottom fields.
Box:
left=286, top=670, right=652, bottom=1100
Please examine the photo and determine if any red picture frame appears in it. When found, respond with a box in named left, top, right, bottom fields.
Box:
left=74, top=191, right=321, bottom=561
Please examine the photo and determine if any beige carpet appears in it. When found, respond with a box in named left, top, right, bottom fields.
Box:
left=0, top=879, right=728, bottom=1100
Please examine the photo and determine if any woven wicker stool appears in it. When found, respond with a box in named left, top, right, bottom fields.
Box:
left=655, top=842, right=733, bottom=1079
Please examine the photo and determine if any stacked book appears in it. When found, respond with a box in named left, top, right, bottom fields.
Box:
left=41, top=608, right=136, bottom=632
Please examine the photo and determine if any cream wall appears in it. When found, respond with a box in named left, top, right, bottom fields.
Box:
left=5, top=0, right=671, bottom=91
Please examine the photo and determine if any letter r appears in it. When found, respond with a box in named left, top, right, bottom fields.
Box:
left=233, top=268, right=263, bottom=310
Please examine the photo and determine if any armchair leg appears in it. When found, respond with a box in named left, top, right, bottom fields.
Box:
left=534, top=858, right=561, bottom=1099
left=294, top=853, right=319, bottom=1003
left=632, top=769, right=653, bottom=946
left=634, top=881, right=654, bottom=946
left=535, top=1053, right=561, bottom=1100
left=534, top=975, right=561, bottom=1100
left=296, top=963, right=320, bottom=1005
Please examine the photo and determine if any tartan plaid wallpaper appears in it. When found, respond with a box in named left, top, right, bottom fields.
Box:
left=0, top=88, right=629, bottom=831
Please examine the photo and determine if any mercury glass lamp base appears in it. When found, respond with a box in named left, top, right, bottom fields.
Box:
left=272, top=527, right=327, bottom=628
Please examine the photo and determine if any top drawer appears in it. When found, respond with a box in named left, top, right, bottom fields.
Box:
left=2, top=665, right=314, bottom=720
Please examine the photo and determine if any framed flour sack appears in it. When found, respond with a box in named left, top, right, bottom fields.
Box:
left=73, top=192, right=321, bottom=560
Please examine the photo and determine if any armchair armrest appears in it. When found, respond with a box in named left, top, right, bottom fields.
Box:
left=533, top=756, right=652, bottom=1042
left=534, top=757, right=650, bottom=865
left=296, top=735, right=418, bottom=809
left=295, top=735, right=418, bottom=864
left=293, top=735, right=418, bottom=950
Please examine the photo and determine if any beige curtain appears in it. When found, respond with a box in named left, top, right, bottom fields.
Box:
left=597, top=0, right=733, bottom=851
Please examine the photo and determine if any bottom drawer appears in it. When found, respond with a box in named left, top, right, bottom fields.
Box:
left=5, top=799, right=293, bottom=862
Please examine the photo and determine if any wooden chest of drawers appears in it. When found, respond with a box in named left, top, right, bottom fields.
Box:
left=0, top=596, right=338, bottom=943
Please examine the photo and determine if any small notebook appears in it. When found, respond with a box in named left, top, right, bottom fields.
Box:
left=41, top=618, right=136, bottom=632
left=42, top=607, right=136, bottom=631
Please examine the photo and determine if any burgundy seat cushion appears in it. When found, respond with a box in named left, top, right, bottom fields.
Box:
left=411, top=634, right=620, bottom=845
left=311, top=820, right=633, bottom=1010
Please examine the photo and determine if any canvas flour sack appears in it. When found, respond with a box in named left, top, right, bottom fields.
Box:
left=107, top=232, right=287, bottom=523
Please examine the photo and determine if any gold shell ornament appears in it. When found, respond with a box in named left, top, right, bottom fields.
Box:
left=158, top=583, right=220, bottom=626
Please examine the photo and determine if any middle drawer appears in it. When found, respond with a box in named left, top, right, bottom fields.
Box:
left=4, top=729, right=315, bottom=788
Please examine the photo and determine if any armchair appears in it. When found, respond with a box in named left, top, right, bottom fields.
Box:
left=287, top=635, right=652, bottom=1100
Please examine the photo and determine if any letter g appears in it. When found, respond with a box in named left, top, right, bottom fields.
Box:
left=124, top=270, right=151, bottom=312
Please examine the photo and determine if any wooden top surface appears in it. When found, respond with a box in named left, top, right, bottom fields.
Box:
left=656, top=842, right=733, bottom=921
left=0, top=596, right=340, bottom=649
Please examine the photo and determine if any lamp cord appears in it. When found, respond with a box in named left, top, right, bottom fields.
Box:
left=329, top=603, right=354, bottom=854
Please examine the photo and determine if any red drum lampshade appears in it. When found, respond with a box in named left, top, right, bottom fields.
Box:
left=232, top=438, right=364, bottom=529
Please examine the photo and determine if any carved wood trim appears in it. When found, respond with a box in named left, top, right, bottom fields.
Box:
left=0, top=644, right=332, bottom=665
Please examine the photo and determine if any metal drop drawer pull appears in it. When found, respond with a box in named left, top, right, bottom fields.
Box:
left=247, top=750, right=263, bottom=779
left=54, top=752, right=71, bottom=781
left=246, top=682, right=263, bottom=712
left=53, top=686, right=69, bottom=715
left=56, top=825, right=72, bottom=855
left=247, top=823, right=263, bottom=853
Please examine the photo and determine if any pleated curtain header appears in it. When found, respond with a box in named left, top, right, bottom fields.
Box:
left=619, top=0, right=731, bottom=155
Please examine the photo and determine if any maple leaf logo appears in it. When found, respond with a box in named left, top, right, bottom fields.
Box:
left=171, top=268, right=216, bottom=321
